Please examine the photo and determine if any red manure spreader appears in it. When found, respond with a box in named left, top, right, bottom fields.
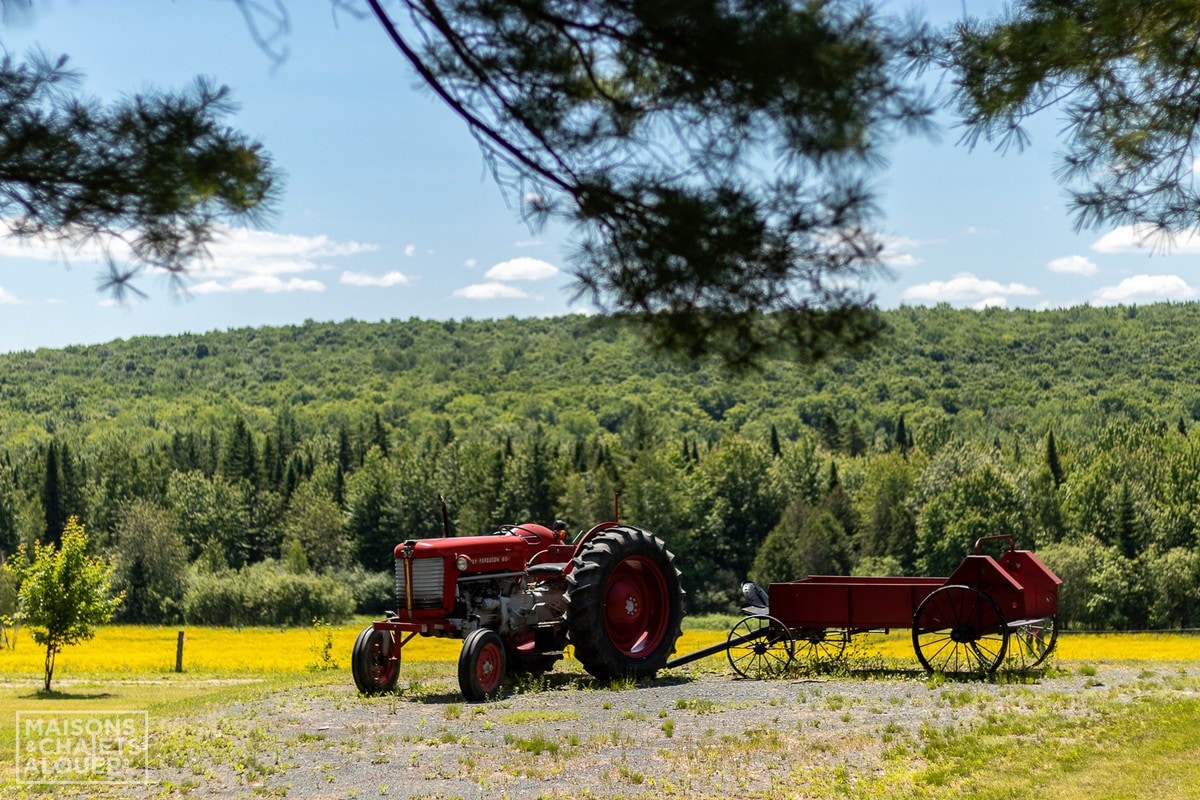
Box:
left=714, top=535, right=1062, bottom=679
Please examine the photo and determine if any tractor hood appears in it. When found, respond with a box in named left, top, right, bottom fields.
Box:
left=394, top=524, right=562, bottom=575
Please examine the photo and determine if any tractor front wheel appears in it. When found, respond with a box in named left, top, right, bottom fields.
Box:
left=459, top=628, right=506, bottom=702
left=351, top=624, right=399, bottom=694
left=565, top=525, right=685, bottom=681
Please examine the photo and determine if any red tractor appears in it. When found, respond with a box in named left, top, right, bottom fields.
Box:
left=351, top=518, right=685, bottom=701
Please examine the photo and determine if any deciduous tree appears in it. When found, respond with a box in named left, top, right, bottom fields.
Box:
left=16, top=517, right=122, bottom=692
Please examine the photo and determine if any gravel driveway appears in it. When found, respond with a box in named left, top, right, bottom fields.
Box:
left=138, top=661, right=1192, bottom=799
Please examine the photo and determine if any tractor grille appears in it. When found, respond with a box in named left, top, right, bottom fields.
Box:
left=395, top=558, right=444, bottom=611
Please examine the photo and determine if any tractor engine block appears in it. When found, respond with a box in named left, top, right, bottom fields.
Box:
left=456, top=575, right=568, bottom=634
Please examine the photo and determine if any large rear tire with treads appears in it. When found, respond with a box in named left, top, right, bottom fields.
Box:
left=565, top=526, right=685, bottom=680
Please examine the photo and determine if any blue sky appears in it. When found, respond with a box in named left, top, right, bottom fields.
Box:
left=0, top=0, right=1197, bottom=354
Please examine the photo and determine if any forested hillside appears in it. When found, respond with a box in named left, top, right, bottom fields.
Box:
left=2, top=303, right=1199, bottom=629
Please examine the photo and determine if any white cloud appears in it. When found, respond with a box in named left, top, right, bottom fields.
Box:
left=0, top=228, right=128, bottom=263
left=206, top=226, right=375, bottom=260
left=1091, top=224, right=1200, bottom=254
left=453, top=282, right=538, bottom=300
left=464, top=258, right=477, bottom=269
left=404, top=244, right=416, bottom=257
left=900, top=272, right=1039, bottom=304
left=1093, top=274, right=1196, bottom=304
left=1047, top=255, right=1099, bottom=276
left=0, top=222, right=378, bottom=296
left=879, top=234, right=922, bottom=267
left=882, top=252, right=920, bottom=268
left=882, top=234, right=922, bottom=249
left=514, top=238, right=543, bottom=248
left=339, top=270, right=411, bottom=288
left=180, top=226, right=373, bottom=294
left=973, top=296, right=1008, bottom=310
left=0, top=286, right=24, bottom=305
left=191, top=276, right=326, bottom=294
left=484, top=257, right=560, bottom=282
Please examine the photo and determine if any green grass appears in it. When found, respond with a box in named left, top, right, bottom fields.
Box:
left=873, top=691, right=1200, bottom=799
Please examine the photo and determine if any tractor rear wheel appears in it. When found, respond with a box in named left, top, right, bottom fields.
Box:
left=351, top=624, right=399, bottom=694
left=565, top=525, right=685, bottom=681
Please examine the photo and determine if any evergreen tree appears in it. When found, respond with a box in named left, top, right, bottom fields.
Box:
left=751, top=500, right=849, bottom=586
left=844, top=420, right=867, bottom=457
left=1046, top=430, right=1064, bottom=488
left=221, top=418, right=259, bottom=486
left=336, top=425, right=354, bottom=475
left=346, top=449, right=399, bottom=573
left=371, top=412, right=390, bottom=457
left=0, top=466, right=18, bottom=558
left=262, top=435, right=282, bottom=491
left=1115, top=482, right=1142, bottom=560
left=821, top=416, right=841, bottom=453
left=58, top=443, right=85, bottom=526
left=859, top=455, right=918, bottom=572
left=333, top=462, right=346, bottom=509
left=40, top=442, right=63, bottom=546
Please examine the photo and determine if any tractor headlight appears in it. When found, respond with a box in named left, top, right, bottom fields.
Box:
left=455, top=555, right=470, bottom=572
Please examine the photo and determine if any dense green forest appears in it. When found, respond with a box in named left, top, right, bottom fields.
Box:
left=1, top=304, right=1200, bottom=630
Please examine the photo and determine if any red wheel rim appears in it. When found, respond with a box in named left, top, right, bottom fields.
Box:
left=368, top=632, right=397, bottom=687
left=475, top=640, right=503, bottom=693
left=602, top=555, right=670, bottom=657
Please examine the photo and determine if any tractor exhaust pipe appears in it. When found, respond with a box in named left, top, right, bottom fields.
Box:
left=439, top=494, right=451, bottom=537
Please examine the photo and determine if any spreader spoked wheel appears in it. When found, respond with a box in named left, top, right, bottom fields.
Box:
left=459, top=628, right=507, bottom=702
left=792, top=627, right=849, bottom=665
left=912, top=585, right=1009, bottom=678
left=1007, top=615, right=1059, bottom=670
left=726, top=615, right=794, bottom=679
left=351, top=625, right=399, bottom=694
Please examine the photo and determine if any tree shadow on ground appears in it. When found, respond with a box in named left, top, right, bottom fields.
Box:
left=18, top=690, right=118, bottom=700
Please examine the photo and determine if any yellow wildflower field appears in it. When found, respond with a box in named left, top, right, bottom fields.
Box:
left=0, top=622, right=1197, bottom=680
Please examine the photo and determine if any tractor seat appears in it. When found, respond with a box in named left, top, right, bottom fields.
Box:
left=526, top=562, right=570, bottom=580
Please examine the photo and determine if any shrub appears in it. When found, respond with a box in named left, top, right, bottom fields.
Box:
left=183, top=560, right=355, bottom=626
left=325, top=567, right=394, bottom=614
